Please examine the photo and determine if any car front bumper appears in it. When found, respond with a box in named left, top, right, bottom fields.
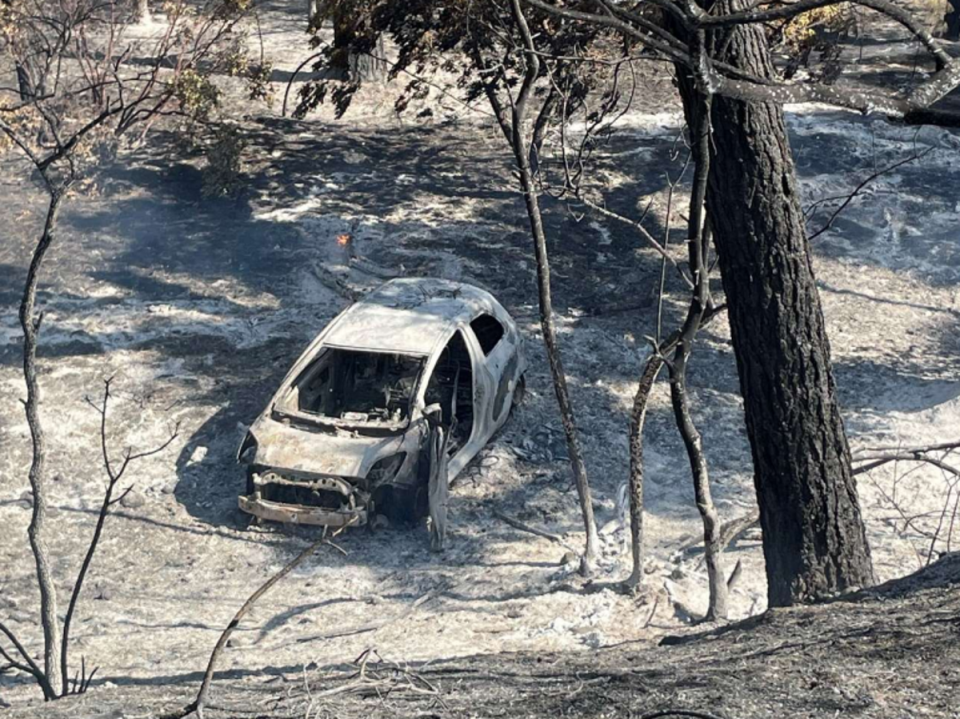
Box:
left=238, top=495, right=368, bottom=527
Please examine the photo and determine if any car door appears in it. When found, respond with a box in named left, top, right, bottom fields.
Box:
left=465, top=312, right=512, bottom=427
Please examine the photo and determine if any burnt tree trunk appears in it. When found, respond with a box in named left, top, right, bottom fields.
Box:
left=668, top=92, right=728, bottom=620
left=20, top=191, right=64, bottom=698
left=506, top=0, right=599, bottom=575
left=625, top=353, right=663, bottom=589
left=134, top=0, right=151, bottom=23
left=17, top=64, right=34, bottom=101
left=945, top=0, right=960, bottom=40
left=674, top=1, right=875, bottom=606
left=329, top=5, right=387, bottom=82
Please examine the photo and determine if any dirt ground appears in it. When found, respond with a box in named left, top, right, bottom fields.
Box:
left=1, top=1, right=960, bottom=713
left=8, top=552, right=960, bottom=719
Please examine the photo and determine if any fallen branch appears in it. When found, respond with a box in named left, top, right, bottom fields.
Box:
left=492, top=509, right=579, bottom=556
left=296, top=648, right=447, bottom=708
left=718, top=511, right=761, bottom=552
left=726, top=559, right=744, bottom=592
left=310, top=262, right=361, bottom=301
left=677, top=510, right=760, bottom=557
left=639, top=711, right=727, bottom=719
left=293, top=592, right=434, bottom=645
left=349, top=255, right=400, bottom=280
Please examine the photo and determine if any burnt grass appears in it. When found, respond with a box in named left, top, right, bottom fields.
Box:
left=9, top=554, right=960, bottom=719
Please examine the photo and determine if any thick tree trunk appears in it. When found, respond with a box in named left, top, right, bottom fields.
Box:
left=20, top=191, right=64, bottom=698
left=133, top=0, right=151, bottom=24
left=675, top=1, right=875, bottom=606
left=945, top=0, right=960, bottom=40
left=330, top=7, right=387, bottom=82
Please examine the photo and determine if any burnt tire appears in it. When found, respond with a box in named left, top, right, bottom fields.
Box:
left=372, top=484, right=427, bottom=524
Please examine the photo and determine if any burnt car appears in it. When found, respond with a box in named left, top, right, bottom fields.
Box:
left=237, top=278, right=526, bottom=527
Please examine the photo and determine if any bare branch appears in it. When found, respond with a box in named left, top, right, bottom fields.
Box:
left=696, top=0, right=951, bottom=70
left=159, top=523, right=356, bottom=719
left=853, top=453, right=960, bottom=479
left=492, top=509, right=579, bottom=555
left=0, top=621, right=51, bottom=694
left=808, top=146, right=933, bottom=241
left=61, top=382, right=178, bottom=694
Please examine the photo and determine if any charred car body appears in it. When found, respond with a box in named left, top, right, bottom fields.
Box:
left=237, top=278, right=526, bottom=527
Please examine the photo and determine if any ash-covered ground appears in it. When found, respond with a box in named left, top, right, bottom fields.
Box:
left=1, top=2, right=959, bottom=711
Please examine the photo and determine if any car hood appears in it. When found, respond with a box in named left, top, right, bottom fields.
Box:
left=250, top=416, right=409, bottom=478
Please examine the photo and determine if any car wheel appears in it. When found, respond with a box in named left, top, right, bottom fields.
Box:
left=241, top=512, right=263, bottom=531
left=373, top=485, right=426, bottom=524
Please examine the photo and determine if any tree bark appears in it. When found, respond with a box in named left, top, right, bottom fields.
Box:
left=667, top=91, right=728, bottom=620
left=330, top=5, right=387, bottom=81
left=17, top=64, right=34, bottom=101
left=945, top=0, right=960, bottom=40
left=20, top=191, right=64, bottom=698
left=513, top=118, right=600, bottom=576
left=134, top=0, right=151, bottom=23
left=625, top=353, right=663, bottom=589
left=669, top=355, right=728, bottom=618
left=508, top=0, right=599, bottom=575
left=674, top=0, right=875, bottom=606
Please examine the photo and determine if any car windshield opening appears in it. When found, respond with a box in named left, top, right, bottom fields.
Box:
left=282, top=348, right=424, bottom=424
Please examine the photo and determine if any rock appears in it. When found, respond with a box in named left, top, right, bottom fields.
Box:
left=18, top=490, right=33, bottom=508
left=582, top=630, right=605, bottom=649
left=187, top=446, right=208, bottom=466
left=121, top=491, right=146, bottom=509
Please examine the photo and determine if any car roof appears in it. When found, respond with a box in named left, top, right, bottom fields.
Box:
left=322, top=278, right=503, bottom=355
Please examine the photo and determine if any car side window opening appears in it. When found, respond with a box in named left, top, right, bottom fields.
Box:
left=288, top=348, right=423, bottom=423
left=470, top=313, right=505, bottom=356
left=424, top=330, right=474, bottom=454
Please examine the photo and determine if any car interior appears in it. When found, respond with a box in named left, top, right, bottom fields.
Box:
left=287, top=348, right=424, bottom=423
left=424, top=330, right=474, bottom=454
